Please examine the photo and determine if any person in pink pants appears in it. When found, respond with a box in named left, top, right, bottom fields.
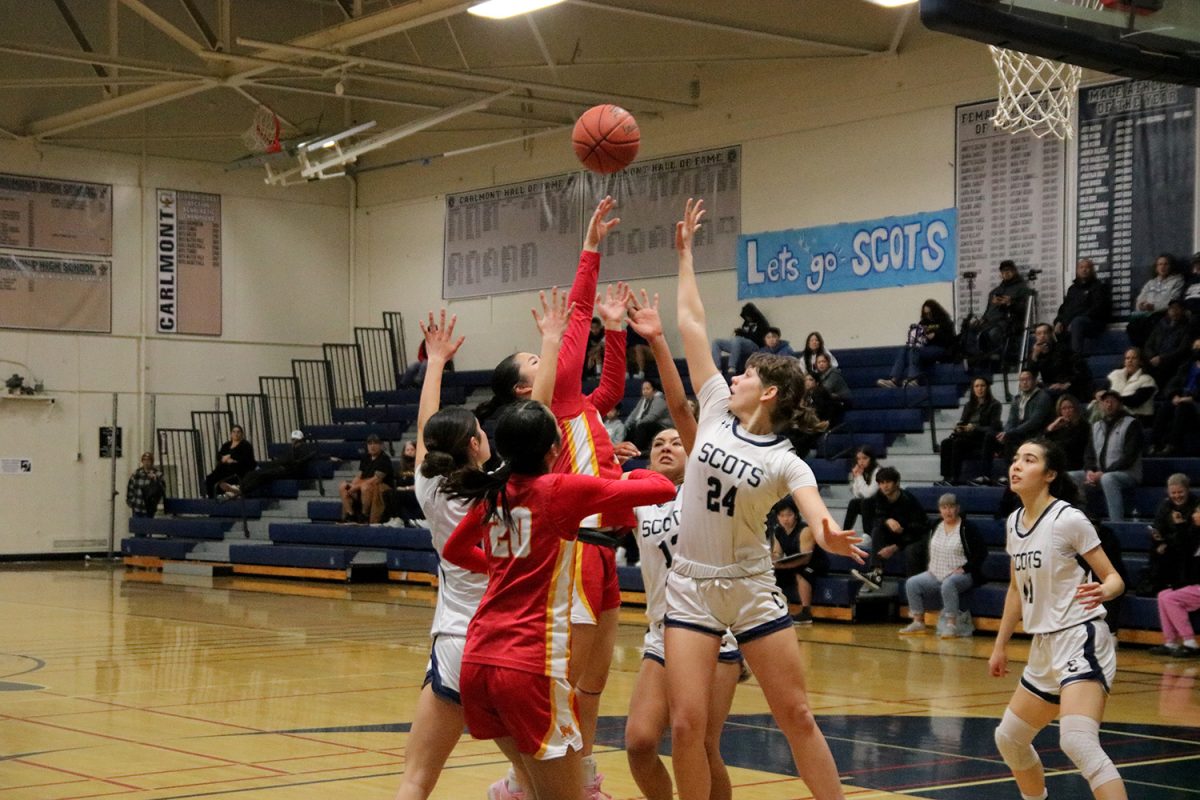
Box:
left=1150, top=505, right=1200, bottom=658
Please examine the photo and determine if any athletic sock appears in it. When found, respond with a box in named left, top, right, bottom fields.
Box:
left=581, top=755, right=597, bottom=785
left=1021, top=791, right=1048, bottom=800
left=506, top=767, right=521, bottom=793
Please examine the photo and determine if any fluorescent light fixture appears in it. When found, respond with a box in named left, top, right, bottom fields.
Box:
left=866, top=0, right=917, bottom=7
left=468, top=0, right=566, bottom=20
left=300, top=121, right=377, bottom=153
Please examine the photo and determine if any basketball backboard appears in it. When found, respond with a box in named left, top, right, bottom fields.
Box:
left=920, top=0, right=1200, bottom=87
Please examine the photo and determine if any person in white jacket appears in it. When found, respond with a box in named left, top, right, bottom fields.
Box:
left=843, top=445, right=880, bottom=544
left=1093, top=348, right=1157, bottom=422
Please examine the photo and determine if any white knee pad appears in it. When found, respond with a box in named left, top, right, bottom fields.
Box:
left=994, top=709, right=1041, bottom=772
left=1059, top=715, right=1121, bottom=791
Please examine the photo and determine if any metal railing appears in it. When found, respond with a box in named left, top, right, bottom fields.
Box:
left=355, top=326, right=400, bottom=393
left=292, top=358, right=334, bottom=428
left=322, top=343, right=366, bottom=410
left=383, top=311, right=408, bottom=375
left=190, top=410, right=234, bottom=481
left=260, top=376, right=302, bottom=445
left=156, top=428, right=204, bottom=499
left=227, top=393, right=271, bottom=459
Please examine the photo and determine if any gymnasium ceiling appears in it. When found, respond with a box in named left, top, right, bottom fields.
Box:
left=0, top=0, right=931, bottom=174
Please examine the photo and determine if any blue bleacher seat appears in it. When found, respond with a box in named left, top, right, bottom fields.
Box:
left=270, top=522, right=432, bottom=550
left=364, top=388, right=423, bottom=405
left=968, top=584, right=1008, bottom=618
left=812, top=575, right=861, bottom=606
left=229, top=543, right=355, bottom=570
left=909, top=486, right=1003, bottom=516
left=809, top=458, right=850, bottom=483
left=128, top=516, right=232, bottom=539
left=981, top=552, right=1011, bottom=582
left=122, top=536, right=203, bottom=559
left=333, top=405, right=419, bottom=424
left=307, top=500, right=342, bottom=521
left=164, top=498, right=263, bottom=518
left=618, top=565, right=645, bottom=593
left=302, top=422, right=409, bottom=441
left=269, top=440, right=365, bottom=460
left=1143, top=459, right=1200, bottom=486
left=842, top=408, right=924, bottom=433
left=387, top=549, right=439, bottom=575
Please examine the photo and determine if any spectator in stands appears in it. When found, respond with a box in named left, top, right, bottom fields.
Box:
left=968, top=260, right=1033, bottom=364
left=1149, top=504, right=1200, bottom=658
left=770, top=497, right=827, bottom=626
left=585, top=316, right=605, bottom=377
left=126, top=451, right=165, bottom=519
left=1096, top=347, right=1157, bottom=423
left=1151, top=338, right=1200, bottom=456
left=813, top=352, right=851, bottom=422
left=940, top=377, right=1003, bottom=486
left=1054, top=257, right=1112, bottom=354
left=396, top=440, right=417, bottom=487
left=339, top=433, right=396, bottom=524
left=792, top=373, right=833, bottom=458
left=1070, top=390, right=1144, bottom=522
left=1145, top=474, right=1198, bottom=597
left=898, top=494, right=987, bottom=638
left=1026, top=323, right=1092, bottom=399
left=205, top=425, right=255, bottom=498
left=1183, top=252, right=1200, bottom=318
left=1128, top=254, right=1185, bottom=346
left=797, top=331, right=838, bottom=375
left=843, top=445, right=880, bottom=535
left=988, top=370, right=1054, bottom=481
left=757, top=326, right=795, bottom=358
left=401, top=338, right=455, bottom=388
left=1144, top=299, right=1193, bottom=385
left=626, top=324, right=652, bottom=380
left=877, top=299, right=955, bottom=388
left=1044, top=393, right=1089, bottom=471
left=602, top=404, right=626, bottom=444
left=852, top=466, right=928, bottom=591
left=227, top=430, right=319, bottom=499
left=711, top=302, right=769, bottom=377
left=624, top=379, right=672, bottom=453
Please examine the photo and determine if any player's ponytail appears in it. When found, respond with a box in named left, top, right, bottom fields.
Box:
left=421, top=406, right=479, bottom=479
left=1027, top=436, right=1084, bottom=508
left=746, top=353, right=821, bottom=449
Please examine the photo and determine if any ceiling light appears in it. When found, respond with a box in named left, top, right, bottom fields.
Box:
left=468, top=0, right=566, bottom=20
left=866, top=0, right=918, bottom=7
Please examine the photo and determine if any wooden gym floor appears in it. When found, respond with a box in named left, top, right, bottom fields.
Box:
left=2, top=563, right=1199, bottom=799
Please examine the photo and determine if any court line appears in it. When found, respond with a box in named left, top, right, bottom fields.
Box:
left=893, top=752, right=1200, bottom=794
left=12, top=758, right=143, bottom=791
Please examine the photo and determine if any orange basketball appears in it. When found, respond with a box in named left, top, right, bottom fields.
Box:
left=572, top=104, right=640, bottom=174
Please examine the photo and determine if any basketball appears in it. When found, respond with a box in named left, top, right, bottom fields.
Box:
left=572, top=104, right=640, bottom=174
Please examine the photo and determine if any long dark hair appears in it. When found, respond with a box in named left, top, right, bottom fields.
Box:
left=442, top=400, right=559, bottom=526
left=745, top=353, right=821, bottom=450
left=475, top=354, right=526, bottom=422
left=1023, top=436, right=1083, bottom=508
left=855, top=445, right=879, bottom=483
left=921, top=299, right=952, bottom=327
left=421, top=407, right=479, bottom=479
left=800, top=330, right=828, bottom=372
left=964, top=376, right=995, bottom=413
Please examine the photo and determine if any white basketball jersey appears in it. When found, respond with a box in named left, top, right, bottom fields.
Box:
left=673, top=374, right=816, bottom=579
left=1006, top=499, right=1105, bottom=634
left=633, top=487, right=683, bottom=624
left=415, top=472, right=489, bottom=638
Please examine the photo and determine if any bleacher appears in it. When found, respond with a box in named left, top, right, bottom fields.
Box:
left=122, top=318, right=1198, bottom=646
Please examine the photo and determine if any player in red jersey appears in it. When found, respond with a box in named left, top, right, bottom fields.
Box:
left=442, top=399, right=676, bottom=800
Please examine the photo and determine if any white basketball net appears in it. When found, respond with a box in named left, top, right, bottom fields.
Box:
left=241, top=105, right=281, bottom=153
left=988, top=0, right=1103, bottom=140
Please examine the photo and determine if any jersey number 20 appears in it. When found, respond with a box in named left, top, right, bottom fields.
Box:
left=706, top=477, right=737, bottom=517
left=489, top=506, right=532, bottom=558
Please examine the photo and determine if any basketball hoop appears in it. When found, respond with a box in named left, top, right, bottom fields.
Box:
left=988, top=0, right=1104, bottom=140
left=241, top=105, right=281, bottom=154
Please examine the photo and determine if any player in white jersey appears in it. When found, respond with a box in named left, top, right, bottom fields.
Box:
left=620, top=293, right=742, bottom=800
left=395, top=298, right=569, bottom=800
left=989, top=438, right=1127, bottom=800
left=664, top=198, right=865, bottom=800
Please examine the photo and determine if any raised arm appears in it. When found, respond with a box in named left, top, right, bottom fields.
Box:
left=530, top=288, right=572, bottom=407
left=792, top=485, right=866, bottom=562
left=628, top=288, right=697, bottom=451
left=675, top=198, right=717, bottom=392
left=589, top=282, right=631, bottom=415
left=557, top=470, right=677, bottom=527
left=442, top=502, right=490, bottom=574
left=414, top=309, right=465, bottom=467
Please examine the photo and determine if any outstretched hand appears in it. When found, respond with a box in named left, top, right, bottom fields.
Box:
left=820, top=517, right=867, bottom=563
left=675, top=197, right=705, bottom=256
left=596, top=282, right=632, bottom=328
left=1074, top=581, right=1106, bottom=611
left=420, top=309, right=464, bottom=362
left=585, top=195, right=620, bottom=251
left=627, top=288, right=664, bottom=340
left=532, top=287, right=573, bottom=343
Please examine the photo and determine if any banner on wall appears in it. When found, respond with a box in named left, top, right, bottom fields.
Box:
left=736, top=208, right=957, bottom=300
left=156, top=189, right=222, bottom=335
left=1076, top=80, right=1197, bottom=319
left=0, top=172, right=113, bottom=333
left=954, top=99, right=1067, bottom=324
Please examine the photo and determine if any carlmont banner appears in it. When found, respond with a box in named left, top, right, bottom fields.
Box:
left=737, top=208, right=957, bottom=300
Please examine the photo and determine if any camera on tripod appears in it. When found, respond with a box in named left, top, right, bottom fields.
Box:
left=1026, top=268, right=1042, bottom=279
left=960, top=270, right=978, bottom=280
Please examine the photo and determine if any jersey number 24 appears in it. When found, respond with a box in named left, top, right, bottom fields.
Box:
left=706, top=477, right=738, bottom=517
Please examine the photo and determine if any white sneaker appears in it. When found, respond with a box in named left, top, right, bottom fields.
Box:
left=488, top=777, right=525, bottom=800
left=898, top=620, right=927, bottom=635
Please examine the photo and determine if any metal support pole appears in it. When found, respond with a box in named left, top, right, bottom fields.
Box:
left=108, top=392, right=119, bottom=559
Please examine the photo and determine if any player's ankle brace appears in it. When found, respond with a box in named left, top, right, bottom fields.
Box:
left=1059, top=714, right=1121, bottom=791
left=995, top=709, right=1041, bottom=772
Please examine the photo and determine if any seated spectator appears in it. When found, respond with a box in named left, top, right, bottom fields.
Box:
left=711, top=302, right=769, bottom=376
left=797, top=331, right=838, bottom=375
left=1127, top=254, right=1185, bottom=346
left=1183, top=252, right=1200, bottom=319
left=852, top=467, right=928, bottom=591
left=1144, top=299, right=1193, bottom=385
left=1149, top=504, right=1200, bottom=657
left=793, top=373, right=834, bottom=458
left=939, top=378, right=1002, bottom=485
left=1096, top=347, right=1157, bottom=422
left=769, top=497, right=827, bottom=626
left=626, top=324, right=652, bottom=380
left=401, top=338, right=455, bottom=388
left=1054, top=257, right=1111, bottom=354
left=396, top=439, right=417, bottom=487
left=966, top=260, right=1032, bottom=365
left=224, top=430, right=319, bottom=499
left=757, top=326, right=795, bottom=358
left=1151, top=339, right=1200, bottom=456
left=584, top=316, right=605, bottom=377
left=602, top=403, right=626, bottom=444
left=1044, top=393, right=1088, bottom=471
left=843, top=445, right=881, bottom=535
left=205, top=425, right=256, bottom=498
left=1145, top=474, right=1198, bottom=597
left=126, top=451, right=165, bottom=519
left=989, top=370, right=1054, bottom=479
left=877, top=298, right=955, bottom=388
left=1025, top=322, right=1092, bottom=399
left=624, top=379, right=672, bottom=452
left=898, top=494, right=986, bottom=638
left=339, top=433, right=395, bottom=524
left=813, top=353, right=851, bottom=420
left=1069, top=390, right=1144, bottom=521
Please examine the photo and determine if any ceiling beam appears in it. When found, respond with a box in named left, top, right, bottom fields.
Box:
left=237, top=37, right=696, bottom=111
left=0, top=77, right=173, bottom=89
left=118, top=0, right=207, bottom=57
left=0, top=42, right=213, bottom=78
left=525, top=17, right=560, bottom=83
left=888, top=6, right=914, bottom=55
left=301, top=0, right=474, bottom=50
left=566, top=0, right=883, bottom=57
left=27, top=81, right=214, bottom=137
left=0, top=125, right=19, bottom=139
left=50, top=0, right=109, bottom=80
left=179, top=0, right=220, bottom=50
